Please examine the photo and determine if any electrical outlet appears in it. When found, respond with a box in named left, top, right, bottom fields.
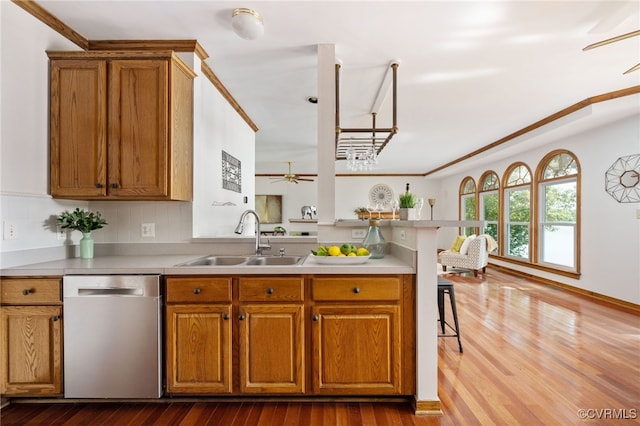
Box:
left=399, top=230, right=406, bottom=241
left=141, top=223, right=155, bottom=238
left=57, top=225, right=66, bottom=240
left=3, top=221, right=17, bottom=240
left=351, top=229, right=367, bottom=239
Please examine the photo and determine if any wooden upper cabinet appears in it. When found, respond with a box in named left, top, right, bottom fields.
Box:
left=48, top=51, right=195, bottom=201
left=49, top=59, right=107, bottom=197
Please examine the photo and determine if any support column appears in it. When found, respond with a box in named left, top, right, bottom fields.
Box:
left=316, top=44, right=336, bottom=235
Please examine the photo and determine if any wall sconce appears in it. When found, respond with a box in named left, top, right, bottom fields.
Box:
left=231, top=8, right=264, bottom=40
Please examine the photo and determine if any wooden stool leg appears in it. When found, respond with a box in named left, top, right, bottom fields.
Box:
left=448, top=286, right=463, bottom=353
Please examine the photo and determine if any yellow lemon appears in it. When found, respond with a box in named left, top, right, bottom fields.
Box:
left=347, top=252, right=356, bottom=256
left=356, top=247, right=370, bottom=256
left=328, top=246, right=341, bottom=256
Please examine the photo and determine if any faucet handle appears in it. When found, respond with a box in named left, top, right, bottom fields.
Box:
left=279, top=247, right=286, bottom=256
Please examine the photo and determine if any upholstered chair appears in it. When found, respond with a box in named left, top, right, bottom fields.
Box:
left=439, top=235, right=488, bottom=277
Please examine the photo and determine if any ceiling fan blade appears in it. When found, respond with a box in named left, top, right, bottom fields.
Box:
left=623, top=62, right=640, bottom=74
left=583, top=29, right=640, bottom=50
left=296, top=178, right=315, bottom=182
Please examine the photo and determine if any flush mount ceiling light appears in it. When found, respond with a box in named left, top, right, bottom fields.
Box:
left=335, top=61, right=400, bottom=171
left=231, top=8, right=264, bottom=40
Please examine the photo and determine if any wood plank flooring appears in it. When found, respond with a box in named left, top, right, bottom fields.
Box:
left=2, top=267, right=639, bottom=425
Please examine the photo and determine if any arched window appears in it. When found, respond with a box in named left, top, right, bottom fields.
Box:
left=536, top=150, right=580, bottom=271
left=459, top=177, right=476, bottom=236
left=503, top=163, right=531, bottom=260
left=479, top=171, right=499, bottom=244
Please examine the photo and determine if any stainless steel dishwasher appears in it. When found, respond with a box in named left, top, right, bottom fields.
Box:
left=63, top=275, right=162, bottom=398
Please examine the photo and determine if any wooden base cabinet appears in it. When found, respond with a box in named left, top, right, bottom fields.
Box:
left=0, top=278, right=63, bottom=396
left=238, top=277, right=305, bottom=394
left=164, top=274, right=414, bottom=397
left=311, top=276, right=406, bottom=395
left=48, top=51, right=195, bottom=201
left=165, top=277, right=233, bottom=394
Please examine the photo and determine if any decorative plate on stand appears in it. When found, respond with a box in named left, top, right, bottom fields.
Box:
left=368, top=184, right=394, bottom=208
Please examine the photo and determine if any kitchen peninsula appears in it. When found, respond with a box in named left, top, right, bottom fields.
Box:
left=0, top=220, right=482, bottom=414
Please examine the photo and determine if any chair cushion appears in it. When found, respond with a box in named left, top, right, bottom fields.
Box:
left=459, top=234, right=476, bottom=255
left=450, top=235, right=466, bottom=252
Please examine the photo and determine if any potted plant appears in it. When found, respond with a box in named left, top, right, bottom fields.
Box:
left=57, top=208, right=108, bottom=259
left=398, top=191, right=417, bottom=220
left=354, top=207, right=369, bottom=220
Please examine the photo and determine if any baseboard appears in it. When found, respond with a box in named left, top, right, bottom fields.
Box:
left=411, top=397, right=442, bottom=415
left=489, top=264, right=640, bottom=314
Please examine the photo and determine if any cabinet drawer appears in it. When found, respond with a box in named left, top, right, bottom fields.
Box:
left=239, top=277, right=304, bottom=302
left=166, top=277, right=232, bottom=303
left=0, top=278, right=62, bottom=305
left=312, top=276, right=401, bottom=301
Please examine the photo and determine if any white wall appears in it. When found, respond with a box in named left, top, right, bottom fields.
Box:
left=256, top=175, right=441, bottom=233
left=438, top=114, right=640, bottom=304
left=0, top=2, right=88, bottom=265
left=190, top=56, right=256, bottom=238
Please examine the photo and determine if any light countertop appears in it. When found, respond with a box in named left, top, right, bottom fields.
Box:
left=1, top=254, right=414, bottom=276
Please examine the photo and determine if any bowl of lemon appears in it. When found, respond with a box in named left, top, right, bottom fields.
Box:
left=309, top=244, right=371, bottom=264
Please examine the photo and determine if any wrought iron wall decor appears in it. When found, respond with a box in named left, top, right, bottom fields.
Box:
left=605, top=154, right=640, bottom=203
left=222, top=150, right=241, bottom=193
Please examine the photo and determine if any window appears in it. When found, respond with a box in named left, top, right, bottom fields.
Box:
left=503, top=164, right=531, bottom=260
left=459, top=177, right=476, bottom=236
left=479, top=172, right=499, bottom=244
left=537, top=151, right=579, bottom=270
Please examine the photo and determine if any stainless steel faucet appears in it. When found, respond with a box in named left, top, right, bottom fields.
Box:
left=234, top=210, right=271, bottom=255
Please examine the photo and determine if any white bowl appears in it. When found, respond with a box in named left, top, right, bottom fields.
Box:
left=309, top=254, right=371, bottom=265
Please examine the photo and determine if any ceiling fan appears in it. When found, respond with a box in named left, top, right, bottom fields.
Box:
left=270, top=162, right=315, bottom=184
left=583, top=29, right=640, bottom=74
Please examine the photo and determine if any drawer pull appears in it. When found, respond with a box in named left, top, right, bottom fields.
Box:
left=51, top=315, right=60, bottom=322
left=223, top=314, right=229, bottom=320
left=22, top=288, right=34, bottom=296
left=110, top=183, right=118, bottom=189
left=353, top=287, right=360, bottom=294
left=266, top=287, right=274, bottom=295
left=238, top=314, right=246, bottom=320
left=193, top=288, right=201, bottom=294
left=312, top=315, right=319, bottom=322
left=95, top=183, right=103, bottom=188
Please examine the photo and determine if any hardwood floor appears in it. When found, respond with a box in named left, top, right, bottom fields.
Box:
left=2, top=267, right=638, bottom=425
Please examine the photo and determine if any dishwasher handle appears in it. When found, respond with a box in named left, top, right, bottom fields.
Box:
left=77, top=288, right=144, bottom=296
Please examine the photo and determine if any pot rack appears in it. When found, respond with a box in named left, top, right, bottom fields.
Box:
left=335, top=61, right=399, bottom=161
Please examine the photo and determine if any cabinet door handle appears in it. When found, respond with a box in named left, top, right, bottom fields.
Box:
left=110, top=183, right=118, bottom=189
left=353, top=287, right=360, bottom=294
left=222, top=314, right=229, bottom=320
left=51, top=315, right=60, bottom=322
left=312, top=315, right=319, bottom=322
left=266, top=287, right=274, bottom=295
left=22, top=288, right=33, bottom=296
left=193, top=288, right=201, bottom=294
left=238, top=314, right=245, bottom=320
left=95, top=183, right=103, bottom=188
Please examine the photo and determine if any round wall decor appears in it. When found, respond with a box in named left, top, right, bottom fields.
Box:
left=605, top=154, right=640, bottom=203
left=369, top=184, right=394, bottom=207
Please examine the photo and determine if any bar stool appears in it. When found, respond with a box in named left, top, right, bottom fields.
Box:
left=438, top=276, right=463, bottom=353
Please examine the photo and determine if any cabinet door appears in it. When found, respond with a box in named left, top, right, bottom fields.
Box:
left=108, top=60, right=168, bottom=197
left=238, top=304, right=304, bottom=394
left=50, top=59, right=107, bottom=197
left=0, top=306, right=62, bottom=395
left=312, top=304, right=401, bottom=395
left=165, top=304, right=232, bottom=394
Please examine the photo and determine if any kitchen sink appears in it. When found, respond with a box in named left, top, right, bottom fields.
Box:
left=244, top=256, right=304, bottom=266
left=175, top=255, right=250, bottom=266
left=175, top=255, right=304, bottom=267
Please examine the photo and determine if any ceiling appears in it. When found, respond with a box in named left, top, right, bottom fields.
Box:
left=37, top=1, right=640, bottom=177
